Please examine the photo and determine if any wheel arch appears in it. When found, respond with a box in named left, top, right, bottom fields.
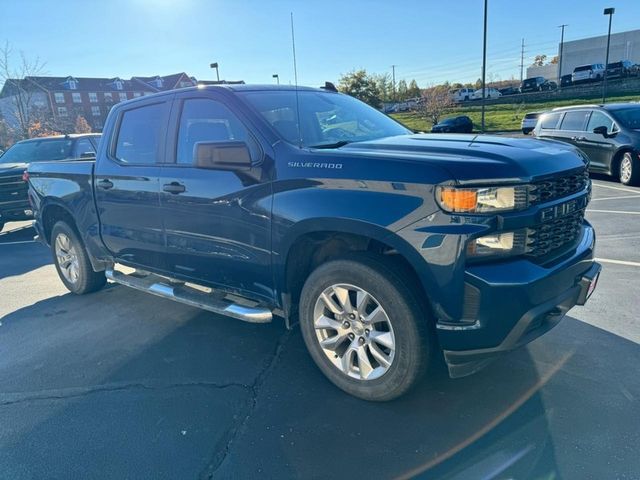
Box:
left=276, top=218, right=437, bottom=328
left=610, top=147, right=634, bottom=177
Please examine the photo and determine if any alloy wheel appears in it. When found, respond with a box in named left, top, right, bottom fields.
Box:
left=313, top=284, right=396, bottom=381
left=621, top=154, right=633, bottom=184
left=55, top=233, right=80, bottom=284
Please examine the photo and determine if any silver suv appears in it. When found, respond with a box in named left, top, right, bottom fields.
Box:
left=572, top=64, right=605, bottom=84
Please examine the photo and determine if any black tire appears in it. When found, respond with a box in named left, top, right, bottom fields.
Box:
left=522, top=128, right=532, bottom=135
left=51, top=221, right=106, bottom=294
left=299, top=253, right=433, bottom=401
left=619, top=151, right=640, bottom=186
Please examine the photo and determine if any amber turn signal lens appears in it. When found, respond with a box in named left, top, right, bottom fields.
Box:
left=439, top=188, right=477, bottom=212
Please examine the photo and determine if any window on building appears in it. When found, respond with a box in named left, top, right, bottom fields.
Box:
left=57, top=106, right=68, bottom=117
left=133, top=92, right=142, bottom=98
left=119, top=92, right=128, bottom=102
left=68, top=80, right=77, bottom=90
left=175, top=98, right=257, bottom=164
left=89, top=92, right=98, bottom=103
left=54, top=92, right=65, bottom=104
left=559, top=111, right=590, bottom=131
left=114, top=102, right=168, bottom=164
left=143, top=92, right=153, bottom=96
left=104, top=92, right=113, bottom=102
left=91, top=106, right=101, bottom=116
left=72, top=92, right=82, bottom=103
left=115, top=81, right=123, bottom=90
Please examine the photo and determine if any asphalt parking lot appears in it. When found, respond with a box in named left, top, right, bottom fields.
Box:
left=1, top=176, right=639, bottom=479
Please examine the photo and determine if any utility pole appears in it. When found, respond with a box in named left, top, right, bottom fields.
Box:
left=481, top=0, right=488, bottom=132
left=520, top=38, right=525, bottom=83
left=391, top=65, right=397, bottom=102
left=558, top=24, right=567, bottom=87
left=602, top=8, right=615, bottom=104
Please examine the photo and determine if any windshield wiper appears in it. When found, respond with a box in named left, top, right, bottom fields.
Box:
left=309, top=140, right=352, bottom=149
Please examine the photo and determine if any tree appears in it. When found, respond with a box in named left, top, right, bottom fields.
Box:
left=532, top=54, right=547, bottom=67
left=407, top=79, right=421, bottom=99
left=337, top=70, right=382, bottom=108
left=396, top=79, right=408, bottom=101
left=74, top=115, right=92, bottom=133
left=416, top=84, right=454, bottom=126
left=549, top=55, right=559, bottom=64
left=374, top=73, right=393, bottom=103
left=0, top=41, right=48, bottom=141
left=0, top=115, right=12, bottom=149
left=474, top=78, right=483, bottom=89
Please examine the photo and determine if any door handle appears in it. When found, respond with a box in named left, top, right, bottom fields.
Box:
left=97, top=179, right=114, bottom=190
left=163, top=182, right=186, bottom=194
left=576, top=136, right=587, bottom=142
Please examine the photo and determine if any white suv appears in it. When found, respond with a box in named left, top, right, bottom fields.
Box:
left=572, top=64, right=605, bottom=83
left=471, top=88, right=501, bottom=100
left=449, top=88, right=475, bottom=102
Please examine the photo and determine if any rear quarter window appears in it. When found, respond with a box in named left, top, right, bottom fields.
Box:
left=539, top=112, right=562, bottom=130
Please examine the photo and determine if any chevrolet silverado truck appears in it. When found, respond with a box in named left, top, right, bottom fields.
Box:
left=0, top=134, right=99, bottom=231
left=27, top=85, right=601, bottom=401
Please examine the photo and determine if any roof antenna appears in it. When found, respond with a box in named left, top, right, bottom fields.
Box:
left=291, top=12, right=303, bottom=148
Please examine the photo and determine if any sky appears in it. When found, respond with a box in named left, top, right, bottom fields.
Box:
left=2, top=0, right=640, bottom=88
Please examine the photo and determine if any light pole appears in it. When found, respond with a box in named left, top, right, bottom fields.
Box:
left=481, top=0, right=488, bottom=132
left=602, top=7, right=615, bottom=104
left=210, top=62, right=220, bottom=82
left=272, top=74, right=279, bottom=85
left=558, top=24, right=567, bottom=88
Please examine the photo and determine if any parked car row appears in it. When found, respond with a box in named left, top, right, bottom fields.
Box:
left=522, top=103, right=640, bottom=186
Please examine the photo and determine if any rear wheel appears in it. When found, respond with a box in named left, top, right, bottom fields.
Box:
left=51, top=221, right=106, bottom=294
left=619, top=151, right=640, bottom=186
left=299, top=254, right=432, bottom=401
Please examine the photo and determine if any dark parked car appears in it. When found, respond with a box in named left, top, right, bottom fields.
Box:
left=606, top=60, right=637, bottom=79
left=498, top=86, right=520, bottom=96
left=520, top=76, right=556, bottom=93
left=534, top=103, right=640, bottom=185
left=431, top=115, right=473, bottom=133
left=0, top=134, right=100, bottom=232
left=560, top=74, right=573, bottom=87
left=28, top=85, right=600, bottom=401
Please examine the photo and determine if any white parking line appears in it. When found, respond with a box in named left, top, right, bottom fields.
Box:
left=596, top=257, right=640, bottom=267
left=591, top=194, right=640, bottom=202
left=592, top=182, right=640, bottom=194
left=587, top=209, right=640, bottom=215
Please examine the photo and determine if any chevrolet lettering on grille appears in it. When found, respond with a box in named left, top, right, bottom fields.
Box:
left=539, top=195, right=589, bottom=222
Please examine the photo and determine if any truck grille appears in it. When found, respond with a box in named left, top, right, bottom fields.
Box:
left=529, top=169, right=589, bottom=204
left=526, top=210, right=585, bottom=258
left=0, top=174, right=27, bottom=203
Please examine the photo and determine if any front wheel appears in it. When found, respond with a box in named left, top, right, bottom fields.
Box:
left=299, top=254, right=432, bottom=401
left=51, top=221, right=106, bottom=294
left=619, top=152, right=640, bottom=186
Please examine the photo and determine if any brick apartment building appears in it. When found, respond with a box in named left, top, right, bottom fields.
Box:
left=0, top=72, right=198, bottom=132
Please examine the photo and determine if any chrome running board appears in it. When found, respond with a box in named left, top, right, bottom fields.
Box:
left=105, top=268, right=272, bottom=324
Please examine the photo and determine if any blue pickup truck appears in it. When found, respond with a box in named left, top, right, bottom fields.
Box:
left=27, top=84, right=601, bottom=401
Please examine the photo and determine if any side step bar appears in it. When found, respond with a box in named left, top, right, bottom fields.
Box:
left=105, top=269, right=272, bottom=324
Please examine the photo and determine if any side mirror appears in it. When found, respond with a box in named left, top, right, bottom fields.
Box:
left=193, top=141, right=252, bottom=170
left=592, top=126, right=609, bottom=137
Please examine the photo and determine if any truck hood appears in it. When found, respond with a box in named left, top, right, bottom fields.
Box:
left=342, top=134, right=587, bottom=183
left=0, top=163, right=28, bottom=175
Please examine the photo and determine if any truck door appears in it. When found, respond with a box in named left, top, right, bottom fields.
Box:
left=94, top=98, right=172, bottom=270
left=158, top=92, right=274, bottom=303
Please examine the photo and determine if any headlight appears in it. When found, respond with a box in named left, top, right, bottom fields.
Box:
left=436, top=185, right=529, bottom=213
left=467, top=229, right=529, bottom=258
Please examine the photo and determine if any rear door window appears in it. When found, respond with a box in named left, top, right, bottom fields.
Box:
left=559, top=111, right=589, bottom=131
left=114, top=102, right=169, bottom=164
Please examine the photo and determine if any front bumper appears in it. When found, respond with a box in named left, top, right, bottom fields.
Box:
left=439, top=223, right=600, bottom=378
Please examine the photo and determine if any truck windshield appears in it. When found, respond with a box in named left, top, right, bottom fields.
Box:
left=0, top=138, right=73, bottom=164
left=239, top=90, right=410, bottom=148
